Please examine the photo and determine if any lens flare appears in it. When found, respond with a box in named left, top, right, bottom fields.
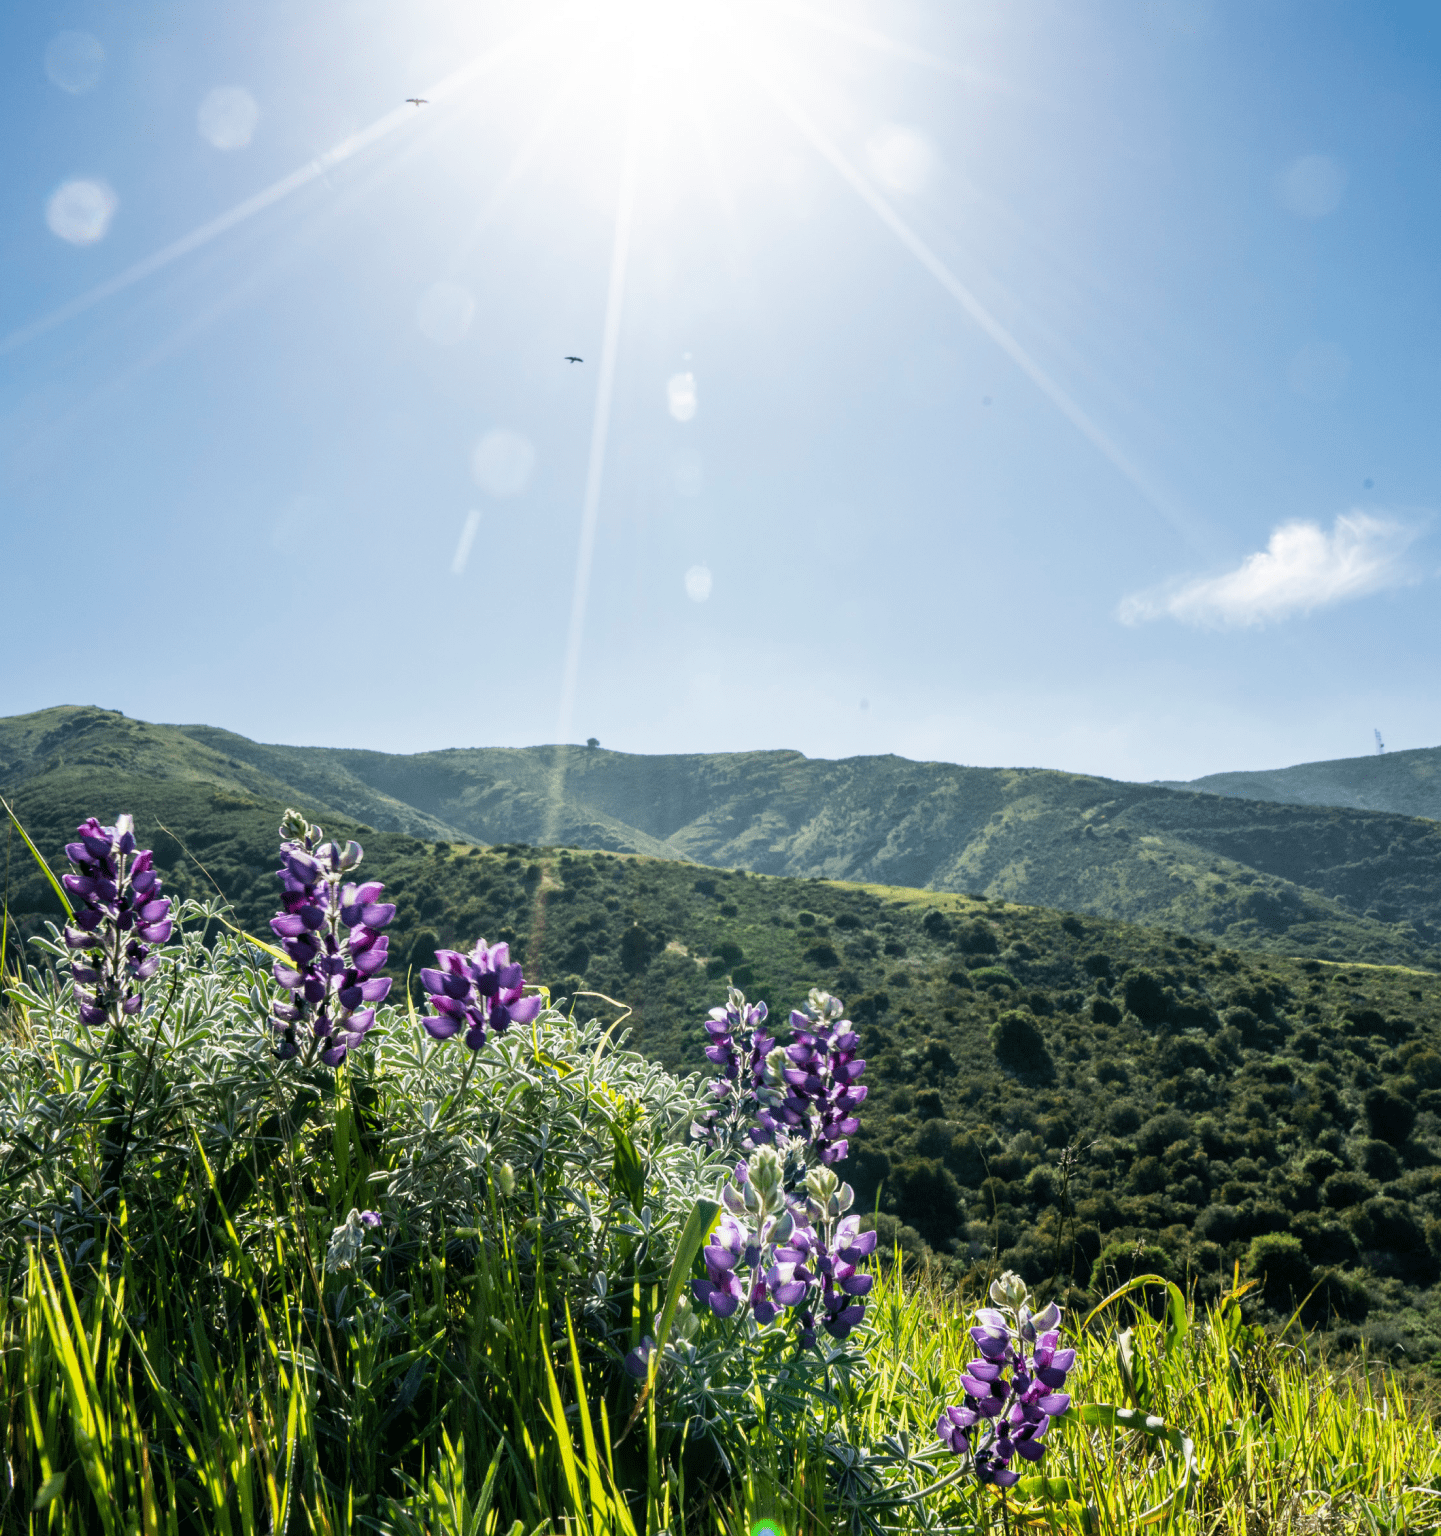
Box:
left=46, top=180, right=118, bottom=245
left=198, top=87, right=260, bottom=150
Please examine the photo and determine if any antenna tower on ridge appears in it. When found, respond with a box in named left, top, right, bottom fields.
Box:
left=1374, top=729, right=1385, bottom=755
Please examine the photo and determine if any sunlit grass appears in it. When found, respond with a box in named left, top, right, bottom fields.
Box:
left=5, top=1221, right=1437, bottom=1533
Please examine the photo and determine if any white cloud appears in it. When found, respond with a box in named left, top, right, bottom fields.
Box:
left=684, top=564, right=712, bottom=602
left=1118, top=512, right=1420, bottom=629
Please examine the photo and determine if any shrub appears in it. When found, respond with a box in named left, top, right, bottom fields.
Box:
left=1246, top=1233, right=1312, bottom=1309
left=891, top=1158, right=964, bottom=1246
left=989, top=1009, right=1055, bottom=1079
left=1107, top=1100, right=1142, bottom=1136
left=1357, top=1138, right=1401, bottom=1183
left=1090, top=995, right=1122, bottom=1025
left=970, top=965, right=1016, bottom=989
left=1323, top=1171, right=1376, bottom=1210
left=1123, top=968, right=1169, bottom=1025
left=1161, top=1035, right=1216, bottom=1074
left=1364, top=1086, right=1416, bottom=1146
left=915, top=1087, right=946, bottom=1120
left=1302, top=1149, right=1345, bottom=1183
left=1097, top=1239, right=1175, bottom=1285
left=956, top=920, right=999, bottom=955
left=1292, top=1212, right=1360, bottom=1267
left=1305, top=1267, right=1370, bottom=1324
left=916, top=1119, right=955, bottom=1158
left=1136, top=1108, right=1191, bottom=1158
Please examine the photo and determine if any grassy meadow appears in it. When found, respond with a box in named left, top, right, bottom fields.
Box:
left=0, top=912, right=1437, bottom=1533
left=2, top=792, right=1440, bottom=1531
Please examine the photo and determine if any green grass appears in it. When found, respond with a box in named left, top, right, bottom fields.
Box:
left=5, top=1225, right=1438, bottom=1533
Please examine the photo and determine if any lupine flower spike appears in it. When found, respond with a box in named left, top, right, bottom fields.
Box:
left=418, top=939, right=542, bottom=1051
left=690, top=988, right=772, bottom=1154
left=269, top=810, right=394, bottom=1066
left=687, top=987, right=876, bottom=1354
left=937, top=1270, right=1074, bottom=1488
left=771, top=989, right=867, bottom=1166
left=62, top=814, right=173, bottom=1026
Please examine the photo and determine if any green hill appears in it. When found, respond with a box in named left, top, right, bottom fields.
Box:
left=4, top=764, right=1441, bottom=1360
left=3, top=705, right=1439, bottom=966
left=1159, top=744, right=1441, bottom=822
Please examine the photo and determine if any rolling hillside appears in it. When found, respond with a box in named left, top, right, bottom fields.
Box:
left=3, top=704, right=1439, bottom=966
left=3, top=772, right=1440, bottom=1358
left=1160, top=744, right=1441, bottom=822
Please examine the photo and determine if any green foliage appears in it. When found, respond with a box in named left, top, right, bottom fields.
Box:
left=7, top=769, right=1441, bottom=1360
left=1246, top=1232, right=1313, bottom=1309
left=988, top=1009, right=1055, bottom=1079
left=4, top=800, right=1441, bottom=1530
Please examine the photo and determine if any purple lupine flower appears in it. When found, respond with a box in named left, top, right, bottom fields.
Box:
left=693, top=1212, right=750, bottom=1319
left=268, top=811, right=394, bottom=1067
left=938, top=1274, right=1073, bottom=1488
left=623, top=1336, right=657, bottom=1379
left=692, top=1148, right=814, bottom=1326
left=418, top=938, right=542, bottom=1051
left=691, top=989, right=772, bottom=1153
left=61, top=814, right=173, bottom=1026
left=789, top=1167, right=877, bottom=1348
left=779, top=991, right=867, bottom=1166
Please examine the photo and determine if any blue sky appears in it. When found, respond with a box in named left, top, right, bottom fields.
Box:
left=3, top=0, right=1439, bottom=782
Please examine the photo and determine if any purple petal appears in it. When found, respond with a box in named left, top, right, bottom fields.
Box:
left=508, top=994, right=543, bottom=1025
left=422, top=1014, right=462, bottom=1039
left=353, top=944, right=388, bottom=975
left=421, top=967, right=469, bottom=1000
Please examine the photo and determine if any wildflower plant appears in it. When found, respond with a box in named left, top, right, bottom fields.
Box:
left=937, top=1270, right=1074, bottom=1488
left=687, top=986, right=875, bottom=1355
left=61, top=813, right=172, bottom=1026
left=268, top=809, right=395, bottom=1066
left=689, top=989, right=773, bottom=1153
left=418, top=940, right=542, bottom=1051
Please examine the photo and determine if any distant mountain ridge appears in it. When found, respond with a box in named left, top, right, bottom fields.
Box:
left=1158, top=745, right=1441, bottom=823
left=2, top=704, right=1439, bottom=968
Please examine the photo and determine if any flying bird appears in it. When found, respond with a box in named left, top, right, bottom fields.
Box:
left=405, top=97, right=429, bottom=107
left=564, top=355, right=583, bottom=363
